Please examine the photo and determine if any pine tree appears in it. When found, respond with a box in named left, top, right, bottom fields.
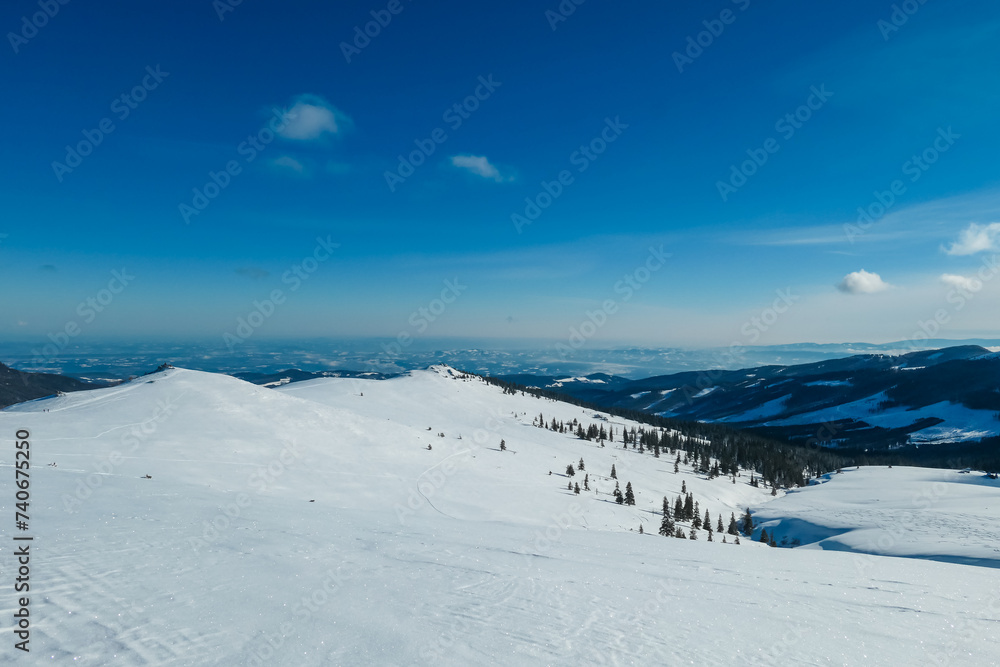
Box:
left=675, top=526, right=686, bottom=539
left=639, top=524, right=644, bottom=535
left=574, top=483, right=580, bottom=494
left=661, top=496, right=670, bottom=519
left=706, top=526, right=713, bottom=542
left=499, top=439, right=506, bottom=451
left=659, top=503, right=674, bottom=536
left=741, top=508, right=754, bottom=535
left=567, top=480, right=573, bottom=490
left=759, top=528, right=769, bottom=544
left=578, top=458, right=585, bottom=472
left=565, top=464, right=575, bottom=477
left=583, top=474, right=590, bottom=491
left=693, top=510, right=702, bottom=530
left=689, top=527, right=698, bottom=540
left=674, top=460, right=679, bottom=474
left=624, top=482, right=636, bottom=506
left=674, top=495, right=684, bottom=519
left=704, top=509, right=711, bottom=532
left=610, top=464, right=617, bottom=480
left=727, top=513, right=739, bottom=536
left=768, top=535, right=777, bottom=547
left=614, top=487, right=624, bottom=505
left=681, top=480, right=687, bottom=494
left=717, top=515, right=724, bottom=533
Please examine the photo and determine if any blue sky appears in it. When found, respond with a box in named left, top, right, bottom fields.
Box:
left=2, top=0, right=999, bottom=352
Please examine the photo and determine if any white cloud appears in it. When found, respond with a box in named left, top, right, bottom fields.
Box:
left=940, top=273, right=981, bottom=292
left=837, top=269, right=891, bottom=294
left=277, top=95, right=348, bottom=141
left=943, top=222, right=1000, bottom=256
left=272, top=155, right=305, bottom=174
left=450, top=154, right=504, bottom=182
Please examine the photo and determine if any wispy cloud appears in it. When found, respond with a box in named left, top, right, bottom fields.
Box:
left=837, top=269, right=891, bottom=294
left=271, top=155, right=306, bottom=174
left=943, top=222, right=1000, bottom=256
left=940, top=273, right=980, bottom=292
left=278, top=95, right=350, bottom=141
left=450, top=154, right=506, bottom=182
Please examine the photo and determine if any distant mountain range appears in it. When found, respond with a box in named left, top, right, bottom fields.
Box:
left=0, top=362, right=113, bottom=409
left=497, top=345, right=1000, bottom=453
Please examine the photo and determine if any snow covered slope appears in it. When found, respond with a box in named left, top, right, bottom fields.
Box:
left=751, top=466, right=1000, bottom=567
left=0, top=366, right=998, bottom=665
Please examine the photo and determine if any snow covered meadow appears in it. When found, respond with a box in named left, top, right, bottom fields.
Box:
left=1, top=366, right=998, bottom=665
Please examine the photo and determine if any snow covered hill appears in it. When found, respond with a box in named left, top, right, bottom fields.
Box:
left=1, top=366, right=998, bottom=665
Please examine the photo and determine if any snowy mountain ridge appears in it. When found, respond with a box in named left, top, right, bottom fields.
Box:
left=1, top=366, right=998, bottom=665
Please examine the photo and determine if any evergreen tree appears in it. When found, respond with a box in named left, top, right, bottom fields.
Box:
left=727, top=513, right=739, bottom=536
left=674, top=495, right=684, bottom=519
left=692, top=509, right=702, bottom=530
left=567, top=480, right=573, bottom=490
left=735, top=536, right=740, bottom=545
left=565, top=464, right=575, bottom=477
left=759, top=528, right=769, bottom=544
left=675, top=526, right=686, bottom=539
left=499, top=439, right=506, bottom=451
left=741, top=508, right=754, bottom=535
left=684, top=493, right=694, bottom=520
left=717, top=515, right=724, bottom=533
left=689, top=527, right=698, bottom=540
left=578, top=458, right=585, bottom=471
left=614, top=487, right=624, bottom=504
left=583, top=474, right=590, bottom=491
left=639, top=524, right=644, bottom=535
left=661, top=496, right=671, bottom=519
left=610, top=464, right=617, bottom=480
left=674, top=460, right=679, bottom=474
left=706, top=526, right=713, bottom=542
left=574, top=483, right=580, bottom=494
left=681, top=480, right=687, bottom=494
left=624, top=482, right=636, bottom=506
left=659, top=511, right=673, bottom=537
left=769, top=535, right=777, bottom=547
left=704, top=509, right=711, bottom=532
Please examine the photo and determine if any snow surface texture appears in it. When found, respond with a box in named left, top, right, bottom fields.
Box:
left=0, top=367, right=996, bottom=665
